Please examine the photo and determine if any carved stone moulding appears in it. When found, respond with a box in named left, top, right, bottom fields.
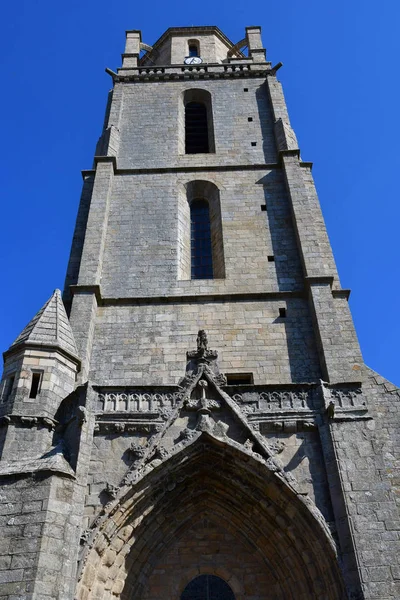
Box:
left=184, top=397, right=222, bottom=410
left=259, top=419, right=317, bottom=434
left=0, top=414, right=58, bottom=431
left=232, top=385, right=320, bottom=412
left=326, top=385, right=366, bottom=409
left=94, top=419, right=164, bottom=435
left=96, top=387, right=180, bottom=413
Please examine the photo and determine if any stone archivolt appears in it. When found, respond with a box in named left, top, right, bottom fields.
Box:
left=76, top=333, right=350, bottom=599
left=76, top=435, right=345, bottom=600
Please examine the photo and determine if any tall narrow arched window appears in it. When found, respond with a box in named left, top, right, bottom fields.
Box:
left=190, top=199, right=213, bottom=279
left=177, top=180, right=225, bottom=281
left=180, top=89, right=215, bottom=155
left=181, top=574, right=235, bottom=600
left=185, top=102, right=209, bottom=154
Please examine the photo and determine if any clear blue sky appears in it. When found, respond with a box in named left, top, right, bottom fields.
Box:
left=1, top=1, right=399, bottom=385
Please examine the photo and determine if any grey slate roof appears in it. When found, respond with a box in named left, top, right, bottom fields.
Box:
left=10, top=289, right=79, bottom=358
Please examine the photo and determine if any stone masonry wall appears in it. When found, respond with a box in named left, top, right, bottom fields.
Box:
left=90, top=299, right=321, bottom=386
left=100, top=169, right=303, bottom=298
left=141, top=516, right=281, bottom=600
left=116, top=78, right=276, bottom=170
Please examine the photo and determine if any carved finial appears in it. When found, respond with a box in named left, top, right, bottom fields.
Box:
left=182, top=330, right=225, bottom=388
left=197, top=330, right=208, bottom=354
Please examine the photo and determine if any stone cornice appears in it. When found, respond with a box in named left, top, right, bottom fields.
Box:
left=0, top=414, right=58, bottom=430
left=81, top=162, right=282, bottom=179
left=69, top=285, right=352, bottom=307
left=114, top=62, right=272, bottom=84
left=69, top=287, right=306, bottom=307
left=3, top=340, right=81, bottom=368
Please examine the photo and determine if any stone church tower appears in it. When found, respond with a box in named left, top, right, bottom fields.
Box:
left=0, top=25, right=399, bottom=600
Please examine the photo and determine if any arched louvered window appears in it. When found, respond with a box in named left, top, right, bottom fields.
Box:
left=185, top=102, right=209, bottom=154
left=190, top=199, right=213, bottom=279
left=188, top=40, right=200, bottom=57
left=181, top=574, right=235, bottom=600
left=180, top=89, right=215, bottom=156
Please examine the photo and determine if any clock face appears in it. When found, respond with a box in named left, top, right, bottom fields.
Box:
left=184, top=56, right=203, bottom=65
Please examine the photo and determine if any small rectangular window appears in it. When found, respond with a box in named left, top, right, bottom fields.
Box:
left=268, top=255, right=275, bottom=262
left=279, top=308, right=287, bottom=318
left=261, top=204, right=267, bottom=211
left=251, top=141, right=257, bottom=147
left=243, top=88, right=249, bottom=92
left=29, top=372, right=43, bottom=399
left=2, top=375, right=15, bottom=402
left=248, top=117, right=253, bottom=122
left=225, top=373, right=254, bottom=385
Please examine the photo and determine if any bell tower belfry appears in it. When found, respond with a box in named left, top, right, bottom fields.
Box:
left=0, top=25, right=399, bottom=600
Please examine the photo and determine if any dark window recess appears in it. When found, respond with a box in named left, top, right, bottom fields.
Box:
left=29, top=372, right=42, bottom=399
left=243, top=88, right=249, bottom=92
left=181, top=575, right=236, bottom=600
left=191, top=200, right=213, bottom=279
left=261, top=204, right=267, bottom=211
left=226, top=373, right=254, bottom=385
left=189, top=44, right=199, bottom=57
left=268, top=255, right=275, bottom=262
left=2, top=375, right=15, bottom=402
left=251, top=141, right=257, bottom=147
left=185, top=102, right=209, bottom=154
left=279, top=307, right=287, bottom=318
left=248, top=116, right=253, bottom=122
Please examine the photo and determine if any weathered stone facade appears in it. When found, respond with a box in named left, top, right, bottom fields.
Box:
left=0, top=25, right=399, bottom=600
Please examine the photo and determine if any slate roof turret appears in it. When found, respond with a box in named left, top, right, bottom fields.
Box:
left=7, top=289, right=79, bottom=361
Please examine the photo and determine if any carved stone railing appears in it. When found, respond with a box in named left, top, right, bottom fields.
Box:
left=231, top=388, right=317, bottom=413
left=98, top=390, right=179, bottom=413
left=117, top=62, right=271, bottom=82
left=93, top=383, right=368, bottom=436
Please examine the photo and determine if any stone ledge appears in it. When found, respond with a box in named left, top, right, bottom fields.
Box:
left=81, top=162, right=282, bottom=179
left=0, top=452, right=75, bottom=479
left=69, top=287, right=307, bottom=307
left=3, top=340, right=81, bottom=368
left=0, top=415, right=58, bottom=430
left=114, top=63, right=272, bottom=84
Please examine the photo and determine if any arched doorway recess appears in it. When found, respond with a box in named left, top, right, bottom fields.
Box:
left=76, top=434, right=346, bottom=599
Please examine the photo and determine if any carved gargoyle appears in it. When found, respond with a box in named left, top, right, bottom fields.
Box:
left=128, top=443, right=146, bottom=460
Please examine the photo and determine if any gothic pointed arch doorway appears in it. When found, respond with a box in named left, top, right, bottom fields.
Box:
left=76, top=434, right=346, bottom=600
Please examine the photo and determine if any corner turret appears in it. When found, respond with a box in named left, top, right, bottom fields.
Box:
left=0, top=289, right=80, bottom=458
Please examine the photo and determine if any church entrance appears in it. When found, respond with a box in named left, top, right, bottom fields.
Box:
left=181, top=575, right=235, bottom=600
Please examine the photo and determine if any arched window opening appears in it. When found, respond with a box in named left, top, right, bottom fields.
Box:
left=185, top=102, right=209, bottom=154
left=181, top=574, right=235, bottom=600
left=191, top=199, right=213, bottom=279
left=188, top=40, right=200, bottom=57
left=177, top=180, right=225, bottom=281
left=180, top=89, right=215, bottom=155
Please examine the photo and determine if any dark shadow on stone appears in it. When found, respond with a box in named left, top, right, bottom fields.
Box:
left=257, top=171, right=304, bottom=293
left=255, top=82, right=278, bottom=164
left=283, top=434, right=334, bottom=524
left=272, top=314, right=322, bottom=383
left=53, top=384, right=88, bottom=470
